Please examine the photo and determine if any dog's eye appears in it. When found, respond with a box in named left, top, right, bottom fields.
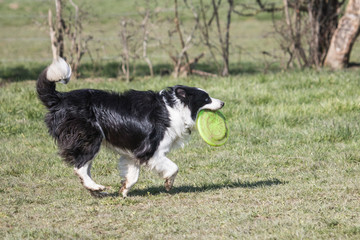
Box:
left=205, top=97, right=210, bottom=103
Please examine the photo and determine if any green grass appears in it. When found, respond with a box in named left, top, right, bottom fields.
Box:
left=2, top=0, right=360, bottom=76
left=0, top=0, right=292, bottom=75
left=1, top=0, right=360, bottom=238
left=1, top=70, right=360, bottom=239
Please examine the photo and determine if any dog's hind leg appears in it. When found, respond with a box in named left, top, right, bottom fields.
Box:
left=74, top=160, right=106, bottom=192
left=73, top=140, right=106, bottom=192
left=118, top=156, right=140, bottom=198
left=57, top=119, right=106, bottom=192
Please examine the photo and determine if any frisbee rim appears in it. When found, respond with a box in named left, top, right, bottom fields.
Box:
left=196, top=110, right=228, bottom=147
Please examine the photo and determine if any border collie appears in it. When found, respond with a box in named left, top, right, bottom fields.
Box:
left=36, top=58, right=224, bottom=197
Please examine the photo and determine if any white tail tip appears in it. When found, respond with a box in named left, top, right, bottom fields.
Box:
left=46, top=57, right=72, bottom=83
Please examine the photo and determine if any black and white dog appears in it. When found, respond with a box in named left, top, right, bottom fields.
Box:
left=37, top=58, right=224, bottom=197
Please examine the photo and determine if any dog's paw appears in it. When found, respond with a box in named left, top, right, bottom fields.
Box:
left=119, top=182, right=129, bottom=198
left=164, top=171, right=178, bottom=191
left=86, top=183, right=106, bottom=192
left=164, top=178, right=174, bottom=191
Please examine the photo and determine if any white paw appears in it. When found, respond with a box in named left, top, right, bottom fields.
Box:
left=119, top=181, right=129, bottom=198
left=87, top=183, right=106, bottom=192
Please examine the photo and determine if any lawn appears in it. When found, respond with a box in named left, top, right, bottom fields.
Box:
left=1, top=0, right=360, bottom=239
left=1, top=70, right=360, bottom=239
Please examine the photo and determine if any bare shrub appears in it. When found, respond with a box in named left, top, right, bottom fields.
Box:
left=48, top=0, right=93, bottom=78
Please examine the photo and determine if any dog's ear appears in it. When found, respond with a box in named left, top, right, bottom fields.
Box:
left=175, top=87, right=187, bottom=100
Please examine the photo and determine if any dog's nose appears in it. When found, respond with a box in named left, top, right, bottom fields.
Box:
left=220, top=101, right=225, bottom=108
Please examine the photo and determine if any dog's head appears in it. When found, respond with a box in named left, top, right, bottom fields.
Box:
left=172, top=85, right=224, bottom=120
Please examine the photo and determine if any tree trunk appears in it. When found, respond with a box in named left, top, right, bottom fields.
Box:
left=324, top=0, right=360, bottom=69
left=307, top=0, right=339, bottom=67
left=278, top=0, right=340, bottom=68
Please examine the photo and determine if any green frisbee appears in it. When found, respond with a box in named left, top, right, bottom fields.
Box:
left=196, top=110, right=228, bottom=146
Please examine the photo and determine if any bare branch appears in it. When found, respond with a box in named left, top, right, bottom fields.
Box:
left=232, top=0, right=282, bottom=17
left=192, top=69, right=218, bottom=77
left=207, top=0, right=221, bottom=26
left=199, top=0, right=221, bottom=70
left=174, top=0, right=191, bottom=76
left=221, top=0, right=234, bottom=76
left=120, top=20, right=130, bottom=82
left=141, top=10, right=154, bottom=77
left=256, top=0, right=283, bottom=12
left=55, top=0, right=65, bottom=58
left=48, top=9, right=58, bottom=60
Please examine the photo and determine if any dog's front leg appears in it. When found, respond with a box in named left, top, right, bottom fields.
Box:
left=118, top=156, right=140, bottom=198
left=148, top=155, right=179, bottom=192
left=164, top=169, right=178, bottom=191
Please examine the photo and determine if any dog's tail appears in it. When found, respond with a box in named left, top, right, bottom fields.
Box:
left=36, top=57, right=72, bottom=108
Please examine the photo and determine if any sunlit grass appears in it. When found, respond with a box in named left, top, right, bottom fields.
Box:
left=1, top=70, right=360, bottom=239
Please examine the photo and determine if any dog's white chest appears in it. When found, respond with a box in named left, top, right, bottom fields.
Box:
left=159, top=104, right=194, bottom=153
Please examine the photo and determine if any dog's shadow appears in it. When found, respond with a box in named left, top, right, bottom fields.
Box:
left=94, top=178, right=286, bottom=198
